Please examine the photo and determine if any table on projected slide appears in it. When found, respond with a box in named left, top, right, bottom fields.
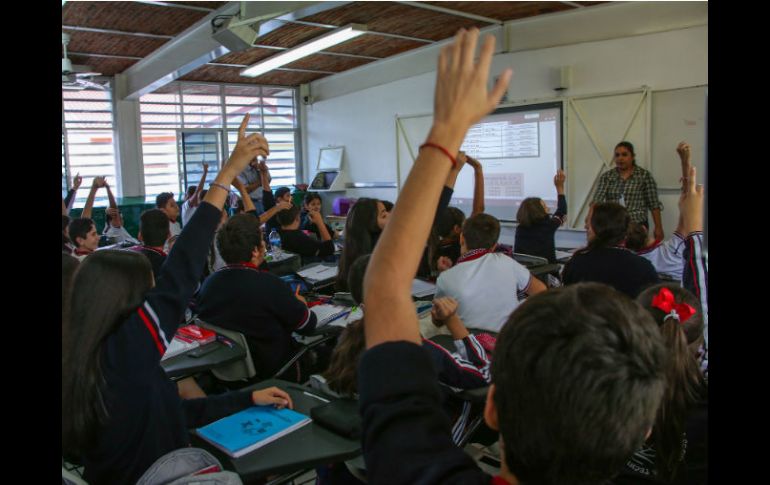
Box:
left=192, top=379, right=361, bottom=481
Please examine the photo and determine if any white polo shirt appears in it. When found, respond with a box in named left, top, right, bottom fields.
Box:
left=435, top=249, right=533, bottom=333
left=637, top=232, right=686, bottom=282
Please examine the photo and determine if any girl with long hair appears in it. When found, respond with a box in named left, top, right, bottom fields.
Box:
left=335, top=198, right=387, bottom=291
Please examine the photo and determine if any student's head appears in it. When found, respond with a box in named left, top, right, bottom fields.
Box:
left=636, top=283, right=705, bottom=481
left=436, top=206, right=466, bottom=239
left=460, top=213, right=500, bottom=252
left=185, top=186, right=197, bottom=200
left=625, top=221, right=651, bottom=252
left=275, top=187, right=292, bottom=204
left=488, top=283, right=667, bottom=484
left=156, top=192, right=180, bottom=221
left=63, top=250, right=153, bottom=454
left=217, top=213, right=265, bottom=265
left=69, top=218, right=99, bottom=251
left=276, top=205, right=301, bottom=228
left=304, top=192, right=322, bottom=213
left=586, top=202, right=629, bottom=249
left=380, top=200, right=394, bottom=226
left=516, top=197, right=548, bottom=227
left=138, top=209, right=170, bottom=248
left=337, top=198, right=384, bottom=290
left=614, top=141, right=636, bottom=171
left=323, top=253, right=371, bottom=395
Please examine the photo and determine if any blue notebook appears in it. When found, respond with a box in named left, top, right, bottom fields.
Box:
left=196, top=406, right=312, bottom=458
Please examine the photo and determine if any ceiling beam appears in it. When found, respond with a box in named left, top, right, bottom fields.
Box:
left=559, top=2, right=585, bottom=8
left=396, top=1, right=503, bottom=25
left=62, top=25, right=174, bottom=39
left=117, top=2, right=240, bottom=100
left=208, top=62, right=335, bottom=74
left=132, top=1, right=215, bottom=13
left=70, top=52, right=144, bottom=60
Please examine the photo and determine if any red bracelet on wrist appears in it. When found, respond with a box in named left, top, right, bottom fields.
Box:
left=419, top=142, right=457, bottom=168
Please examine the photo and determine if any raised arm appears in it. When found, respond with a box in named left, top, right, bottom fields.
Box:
left=189, top=163, right=209, bottom=207
left=465, top=154, right=485, bottom=216
left=364, top=29, right=512, bottom=348
left=553, top=170, right=567, bottom=224
left=81, top=176, right=106, bottom=220
left=232, top=176, right=256, bottom=213
left=64, top=172, right=82, bottom=213
left=105, top=180, right=117, bottom=210
left=674, top=142, right=691, bottom=235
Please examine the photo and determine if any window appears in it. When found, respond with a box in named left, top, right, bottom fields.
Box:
left=62, top=89, right=118, bottom=207
left=139, top=83, right=300, bottom=201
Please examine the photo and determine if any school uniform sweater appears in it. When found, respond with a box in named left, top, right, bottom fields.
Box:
left=127, top=245, right=167, bottom=283
left=359, top=341, right=507, bottom=485
left=194, top=263, right=317, bottom=379
left=279, top=228, right=335, bottom=259
left=513, top=194, right=567, bottom=263
left=81, top=202, right=254, bottom=485
left=562, top=246, right=660, bottom=298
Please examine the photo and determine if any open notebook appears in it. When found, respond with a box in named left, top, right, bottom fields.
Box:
left=310, top=304, right=351, bottom=327
left=411, top=279, right=437, bottom=298
left=297, top=264, right=338, bottom=284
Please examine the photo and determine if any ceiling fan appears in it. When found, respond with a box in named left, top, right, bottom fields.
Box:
left=62, top=32, right=108, bottom=91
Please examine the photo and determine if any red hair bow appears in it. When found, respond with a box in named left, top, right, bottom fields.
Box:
left=651, top=287, right=695, bottom=323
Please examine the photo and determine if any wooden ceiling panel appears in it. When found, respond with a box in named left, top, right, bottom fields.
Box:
left=256, top=24, right=329, bottom=48
left=325, top=35, right=425, bottom=58
left=68, top=55, right=138, bottom=76
left=425, top=1, right=576, bottom=22
left=64, top=30, right=168, bottom=58
left=298, top=1, right=491, bottom=41
left=180, top=65, right=326, bottom=86
left=167, top=1, right=226, bottom=9
left=285, top=54, right=373, bottom=73
left=213, top=48, right=279, bottom=66
left=62, top=1, right=208, bottom=36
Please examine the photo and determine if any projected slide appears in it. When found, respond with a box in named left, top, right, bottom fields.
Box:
left=450, top=102, right=562, bottom=222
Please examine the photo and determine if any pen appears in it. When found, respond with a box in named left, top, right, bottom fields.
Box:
left=303, top=391, right=330, bottom=403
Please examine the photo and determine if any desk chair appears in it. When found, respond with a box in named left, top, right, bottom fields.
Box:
left=512, top=252, right=549, bottom=267
left=194, top=319, right=256, bottom=383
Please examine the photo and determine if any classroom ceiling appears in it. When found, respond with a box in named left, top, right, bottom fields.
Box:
left=62, top=1, right=607, bottom=91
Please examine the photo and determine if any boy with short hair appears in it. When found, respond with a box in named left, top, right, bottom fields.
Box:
left=435, top=212, right=546, bottom=333
left=359, top=28, right=667, bottom=485
left=156, top=192, right=181, bottom=237
left=68, top=218, right=99, bottom=261
left=128, top=209, right=170, bottom=281
left=277, top=205, right=335, bottom=263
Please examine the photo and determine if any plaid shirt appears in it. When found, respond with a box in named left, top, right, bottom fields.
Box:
left=593, top=165, right=663, bottom=224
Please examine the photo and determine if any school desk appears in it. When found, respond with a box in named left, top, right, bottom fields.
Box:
left=161, top=340, right=247, bottom=380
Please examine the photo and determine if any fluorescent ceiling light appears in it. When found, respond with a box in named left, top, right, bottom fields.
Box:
left=240, top=23, right=367, bottom=78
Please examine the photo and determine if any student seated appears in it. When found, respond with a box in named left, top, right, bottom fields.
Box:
left=62, top=115, right=294, bottom=485
left=128, top=209, right=170, bottom=282
left=68, top=217, right=99, bottom=261
left=277, top=205, right=336, bottom=264
left=194, top=213, right=320, bottom=382
left=435, top=213, right=546, bottom=333
left=103, top=208, right=140, bottom=246
left=313, top=254, right=490, bottom=444
left=156, top=191, right=182, bottom=237
left=335, top=198, right=388, bottom=291
left=513, top=170, right=567, bottom=263
left=562, top=202, right=660, bottom=297
left=300, top=192, right=336, bottom=239
left=357, top=30, right=667, bottom=485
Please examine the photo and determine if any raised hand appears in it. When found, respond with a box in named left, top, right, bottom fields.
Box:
left=676, top=141, right=691, bottom=163
left=309, top=209, right=324, bottom=225
left=433, top=29, right=512, bottom=139
left=679, top=165, right=703, bottom=234
left=92, top=176, right=107, bottom=188
left=276, top=200, right=292, bottom=211
left=227, top=115, right=269, bottom=174
left=72, top=173, right=82, bottom=191
left=554, top=170, right=566, bottom=187
left=437, top=256, right=454, bottom=272
left=465, top=154, right=482, bottom=170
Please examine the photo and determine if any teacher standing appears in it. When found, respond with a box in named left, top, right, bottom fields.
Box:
left=593, top=141, right=664, bottom=240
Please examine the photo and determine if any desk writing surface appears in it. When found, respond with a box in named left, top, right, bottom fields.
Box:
left=160, top=341, right=246, bottom=379
left=193, top=379, right=361, bottom=480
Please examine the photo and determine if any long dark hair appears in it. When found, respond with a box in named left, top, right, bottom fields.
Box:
left=62, top=253, right=79, bottom=328
left=63, top=215, right=72, bottom=253
left=636, top=284, right=705, bottom=481
left=577, top=202, right=629, bottom=255
left=516, top=197, right=548, bottom=227
left=336, top=198, right=382, bottom=291
left=62, top=250, right=153, bottom=455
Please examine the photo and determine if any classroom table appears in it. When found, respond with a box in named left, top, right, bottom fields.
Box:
left=161, top=340, right=247, bottom=380
left=266, top=251, right=301, bottom=276
left=192, top=379, right=362, bottom=481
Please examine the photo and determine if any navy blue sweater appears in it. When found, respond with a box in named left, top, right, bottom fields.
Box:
left=82, top=202, right=254, bottom=485
left=513, top=194, right=567, bottom=263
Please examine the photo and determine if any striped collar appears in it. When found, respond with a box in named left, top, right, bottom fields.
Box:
left=457, top=248, right=492, bottom=264
left=74, top=247, right=93, bottom=256
left=219, top=262, right=266, bottom=272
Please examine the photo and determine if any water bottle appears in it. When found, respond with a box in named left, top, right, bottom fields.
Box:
left=268, top=229, right=282, bottom=258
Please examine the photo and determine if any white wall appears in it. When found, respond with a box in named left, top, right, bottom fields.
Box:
left=302, top=10, right=707, bottom=238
